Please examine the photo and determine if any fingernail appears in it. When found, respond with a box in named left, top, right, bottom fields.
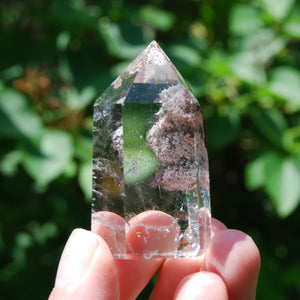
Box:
left=55, top=229, right=98, bottom=288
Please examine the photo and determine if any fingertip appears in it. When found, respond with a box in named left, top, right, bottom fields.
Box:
left=92, top=211, right=126, bottom=255
left=150, top=257, right=203, bottom=300
left=174, top=271, right=228, bottom=300
left=211, top=218, right=227, bottom=235
left=203, top=229, right=260, bottom=300
left=127, top=211, right=180, bottom=256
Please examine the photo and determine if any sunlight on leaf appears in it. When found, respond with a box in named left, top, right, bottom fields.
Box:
left=283, top=12, right=300, bottom=38
left=139, top=6, right=175, bottom=31
left=230, top=52, right=266, bottom=85
left=264, top=152, right=300, bottom=217
left=0, top=89, right=43, bottom=139
left=261, top=0, right=295, bottom=21
left=0, top=150, right=22, bottom=176
left=245, top=155, right=266, bottom=190
left=230, top=4, right=263, bottom=35
left=21, top=130, right=74, bottom=189
left=269, top=67, right=300, bottom=108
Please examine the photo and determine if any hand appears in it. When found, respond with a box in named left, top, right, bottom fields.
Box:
left=49, top=218, right=260, bottom=300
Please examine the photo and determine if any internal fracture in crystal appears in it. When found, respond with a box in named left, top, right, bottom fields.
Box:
left=92, top=41, right=211, bottom=259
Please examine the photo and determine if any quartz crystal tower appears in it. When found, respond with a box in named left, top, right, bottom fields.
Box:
left=92, top=41, right=211, bottom=259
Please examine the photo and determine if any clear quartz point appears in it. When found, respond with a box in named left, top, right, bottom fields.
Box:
left=92, top=41, right=211, bottom=259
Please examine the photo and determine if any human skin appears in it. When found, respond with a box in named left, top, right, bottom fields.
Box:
left=49, top=218, right=260, bottom=300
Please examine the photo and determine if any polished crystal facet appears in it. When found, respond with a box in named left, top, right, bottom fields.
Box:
left=92, top=41, right=211, bottom=259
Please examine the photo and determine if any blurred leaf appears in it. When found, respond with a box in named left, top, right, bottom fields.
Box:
left=230, top=52, right=266, bottom=85
left=283, top=12, right=300, bottom=38
left=264, top=152, right=300, bottom=217
left=13, top=232, right=33, bottom=266
left=0, top=65, right=23, bottom=81
left=269, top=67, right=300, bottom=107
left=230, top=4, right=263, bottom=35
left=75, top=135, right=92, bottom=162
left=205, top=51, right=231, bottom=77
left=21, top=130, right=74, bottom=188
left=245, top=155, right=266, bottom=190
left=249, top=107, right=288, bottom=148
left=283, top=126, right=300, bottom=153
left=139, top=6, right=175, bottom=31
left=56, top=31, right=71, bottom=52
left=79, top=162, right=92, bottom=200
left=168, top=44, right=201, bottom=67
left=242, top=29, right=285, bottom=63
left=62, top=86, right=97, bottom=110
left=261, top=0, right=295, bottom=21
left=0, top=150, right=22, bottom=176
left=0, top=89, right=43, bottom=139
left=49, top=0, right=101, bottom=34
left=61, top=160, right=77, bottom=178
left=32, top=222, right=58, bottom=244
left=15, top=232, right=33, bottom=249
left=206, top=109, right=240, bottom=151
left=99, top=20, right=146, bottom=59
left=58, top=57, right=74, bottom=83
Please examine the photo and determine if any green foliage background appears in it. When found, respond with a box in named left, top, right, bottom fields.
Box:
left=1, top=0, right=300, bottom=299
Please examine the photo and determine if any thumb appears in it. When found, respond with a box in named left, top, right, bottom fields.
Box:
left=49, top=229, right=119, bottom=300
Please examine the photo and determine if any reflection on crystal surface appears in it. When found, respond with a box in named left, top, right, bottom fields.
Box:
left=92, top=41, right=211, bottom=259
